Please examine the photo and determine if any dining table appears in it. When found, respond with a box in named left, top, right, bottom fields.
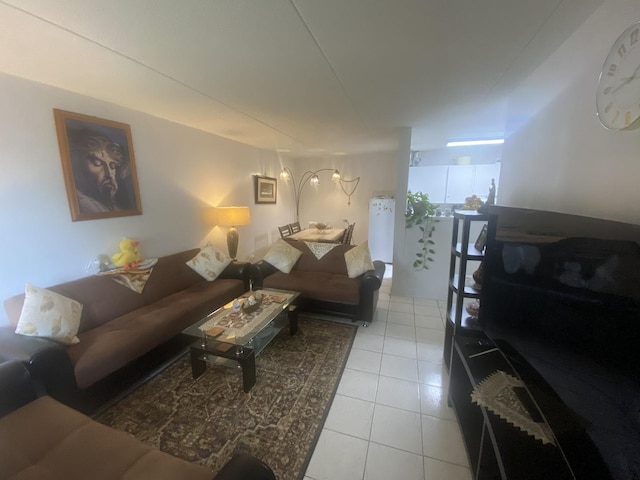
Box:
left=289, top=227, right=345, bottom=243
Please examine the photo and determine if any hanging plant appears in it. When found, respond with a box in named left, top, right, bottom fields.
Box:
left=405, top=191, right=439, bottom=270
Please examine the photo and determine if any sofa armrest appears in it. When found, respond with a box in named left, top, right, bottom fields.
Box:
left=0, top=327, right=77, bottom=406
left=219, top=261, right=251, bottom=290
left=213, top=453, right=276, bottom=480
left=247, top=261, right=279, bottom=288
left=0, top=360, right=38, bottom=419
left=362, top=260, right=386, bottom=292
left=358, top=260, right=386, bottom=323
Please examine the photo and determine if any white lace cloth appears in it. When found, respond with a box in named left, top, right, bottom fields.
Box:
left=471, top=370, right=556, bottom=445
left=304, top=241, right=340, bottom=260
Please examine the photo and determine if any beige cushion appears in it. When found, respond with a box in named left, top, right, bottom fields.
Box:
left=15, top=283, right=82, bottom=345
left=263, top=238, right=303, bottom=273
left=344, top=242, right=375, bottom=278
left=186, top=245, right=231, bottom=281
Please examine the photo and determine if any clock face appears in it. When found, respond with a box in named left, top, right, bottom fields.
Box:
left=596, top=22, right=640, bottom=130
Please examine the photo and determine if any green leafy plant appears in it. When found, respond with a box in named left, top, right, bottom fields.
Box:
left=405, top=191, right=439, bottom=270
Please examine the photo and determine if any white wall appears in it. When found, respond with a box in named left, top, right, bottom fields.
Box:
left=501, top=0, right=640, bottom=226
left=0, top=73, right=295, bottom=323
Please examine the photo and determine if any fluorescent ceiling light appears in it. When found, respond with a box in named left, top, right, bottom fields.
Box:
left=446, top=139, right=504, bottom=147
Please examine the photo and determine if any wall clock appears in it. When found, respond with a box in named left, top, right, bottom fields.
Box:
left=596, top=21, right=640, bottom=130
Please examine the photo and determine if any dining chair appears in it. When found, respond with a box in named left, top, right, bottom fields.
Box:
left=289, top=222, right=301, bottom=234
left=342, top=223, right=355, bottom=245
left=278, top=224, right=292, bottom=238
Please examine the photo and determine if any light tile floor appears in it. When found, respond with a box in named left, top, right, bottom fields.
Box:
left=304, top=267, right=472, bottom=480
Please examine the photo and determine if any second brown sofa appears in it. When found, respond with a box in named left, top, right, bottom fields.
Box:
left=248, top=239, right=385, bottom=324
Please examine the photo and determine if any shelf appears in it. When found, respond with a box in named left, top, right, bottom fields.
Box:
left=450, top=274, right=481, bottom=298
left=446, top=309, right=484, bottom=333
left=453, top=243, right=485, bottom=260
left=453, top=209, right=491, bottom=221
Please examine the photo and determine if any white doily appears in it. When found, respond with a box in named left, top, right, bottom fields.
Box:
left=471, top=370, right=556, bottom=445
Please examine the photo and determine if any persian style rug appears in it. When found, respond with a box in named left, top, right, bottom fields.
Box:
left=95, top=317, right=357, bottom=480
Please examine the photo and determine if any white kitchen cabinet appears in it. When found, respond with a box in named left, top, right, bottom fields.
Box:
left=445, top=166, right=475, bottom=204
left=408, top=164, right=501, bottom=205
left=408, top=166, right=448, bottom=203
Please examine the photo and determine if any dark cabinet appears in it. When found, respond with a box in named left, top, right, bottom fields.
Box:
left=449, top=336, right=574, bottom=480
left=447, top=205, right=637, bottom=480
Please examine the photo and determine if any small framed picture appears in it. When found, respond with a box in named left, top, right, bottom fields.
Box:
left=254, top=175, right=277, bottom=204
left=474, top=224, right=488, bottom=252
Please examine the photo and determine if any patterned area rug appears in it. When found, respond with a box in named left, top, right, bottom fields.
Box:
left=95, top=317, right=357, bottom=480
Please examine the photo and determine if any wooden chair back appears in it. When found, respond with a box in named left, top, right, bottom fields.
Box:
left=342, top=223, right=355, bottom=244
left=289, top=222, right=301, bottom=233
left=278, top=225, right=292, bottom=238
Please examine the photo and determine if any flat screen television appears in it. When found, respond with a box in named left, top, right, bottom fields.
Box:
left=480, top=229, right=640, bottom=480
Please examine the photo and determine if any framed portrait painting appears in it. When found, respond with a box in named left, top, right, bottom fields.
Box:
left=53, top=109, right=142, bottom=221
left=254, top=175, right=277, bottom=204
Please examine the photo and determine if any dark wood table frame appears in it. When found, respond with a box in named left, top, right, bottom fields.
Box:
left=188, top=305, right=298, bottom=392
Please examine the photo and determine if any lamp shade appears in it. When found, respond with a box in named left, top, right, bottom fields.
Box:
left=215, top=206, right=251, bottom=227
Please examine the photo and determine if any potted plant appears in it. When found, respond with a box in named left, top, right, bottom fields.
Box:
left=405, top=191, right=439, bottom=270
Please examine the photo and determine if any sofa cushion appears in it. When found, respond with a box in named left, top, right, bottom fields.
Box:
left=67, top=278, right=245, bottom=389
left=263, top=271, right=360, bottom=304
left=0, top=396, right=213, bottom=480
left=15, top=284, right=82, bottom=345
left=344, top=241, right=375, bottom=278
left=186, top=245, right=231, bottom=280
left=263, top=239, right=302, bottom=273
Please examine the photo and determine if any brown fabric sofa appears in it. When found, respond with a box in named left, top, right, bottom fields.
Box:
left=248, top=240, right=385, bottom=323
left=0, top=360, right=275, bottom=480
left=0, top=249, right=249, bottom=408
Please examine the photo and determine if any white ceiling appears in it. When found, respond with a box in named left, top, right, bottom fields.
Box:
left=0, top=0, right=602, bottom=158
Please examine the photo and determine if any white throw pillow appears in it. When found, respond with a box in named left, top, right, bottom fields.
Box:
left=15, top=284, right=82, bottom=345
left=186, top=245, right=232, bottom=281
left=344, top=241, right=375, bottom=278
left=263, top=239, right=303, bottom=273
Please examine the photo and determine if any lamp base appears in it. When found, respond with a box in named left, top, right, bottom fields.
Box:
left=227, top=226, right=239, bottom=260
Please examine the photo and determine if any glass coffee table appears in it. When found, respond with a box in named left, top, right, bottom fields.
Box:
left=182, top=288, right=300, bottom=392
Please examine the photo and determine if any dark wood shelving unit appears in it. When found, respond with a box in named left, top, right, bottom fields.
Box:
left=444, top=209, right=489, bottom=369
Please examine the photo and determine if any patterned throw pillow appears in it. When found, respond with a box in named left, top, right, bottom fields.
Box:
left=263, top=239, right=303, bottom=273
left=15, top=284, right=82, bottom=345
left=186, top=245, right=232, bottom=281
left=344, top=241, right=375, bottom=278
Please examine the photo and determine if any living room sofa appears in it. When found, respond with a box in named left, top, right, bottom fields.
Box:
left=0, top=360, right=275, bottom=480
left=0, top=248, right=249, bottom=408
left=248, top=239, right=385, bottom=323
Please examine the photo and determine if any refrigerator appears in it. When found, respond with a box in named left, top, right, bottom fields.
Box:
left=368, top=197, right=394, bottom=263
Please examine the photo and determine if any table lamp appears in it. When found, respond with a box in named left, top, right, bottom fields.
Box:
left=215, top=206, right=251, bottom=260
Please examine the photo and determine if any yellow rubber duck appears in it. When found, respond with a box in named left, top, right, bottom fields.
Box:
left=112, top=238, right=142, bottom=270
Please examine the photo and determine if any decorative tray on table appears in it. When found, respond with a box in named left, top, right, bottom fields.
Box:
left=241, top=293, right=263, bottom=314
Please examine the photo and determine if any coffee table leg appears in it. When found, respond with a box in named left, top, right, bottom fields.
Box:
left=239, top=351, right=256, bottom=393
left=190, top=348, right=206, bottom=379
left=288, top=304, right=298, bottom=336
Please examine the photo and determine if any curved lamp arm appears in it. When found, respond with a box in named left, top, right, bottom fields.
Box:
left=281, top=167, right=341, bottom=222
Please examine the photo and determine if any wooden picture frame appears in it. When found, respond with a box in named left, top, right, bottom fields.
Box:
left=254, top=175, right=277, bottom=204
left=53, top=109, right=142, bottom=221
left=474, top=224, right=489, bottom=252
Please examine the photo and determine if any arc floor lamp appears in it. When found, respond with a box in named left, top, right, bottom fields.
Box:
left=279, top=167, right=360, bottom=222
